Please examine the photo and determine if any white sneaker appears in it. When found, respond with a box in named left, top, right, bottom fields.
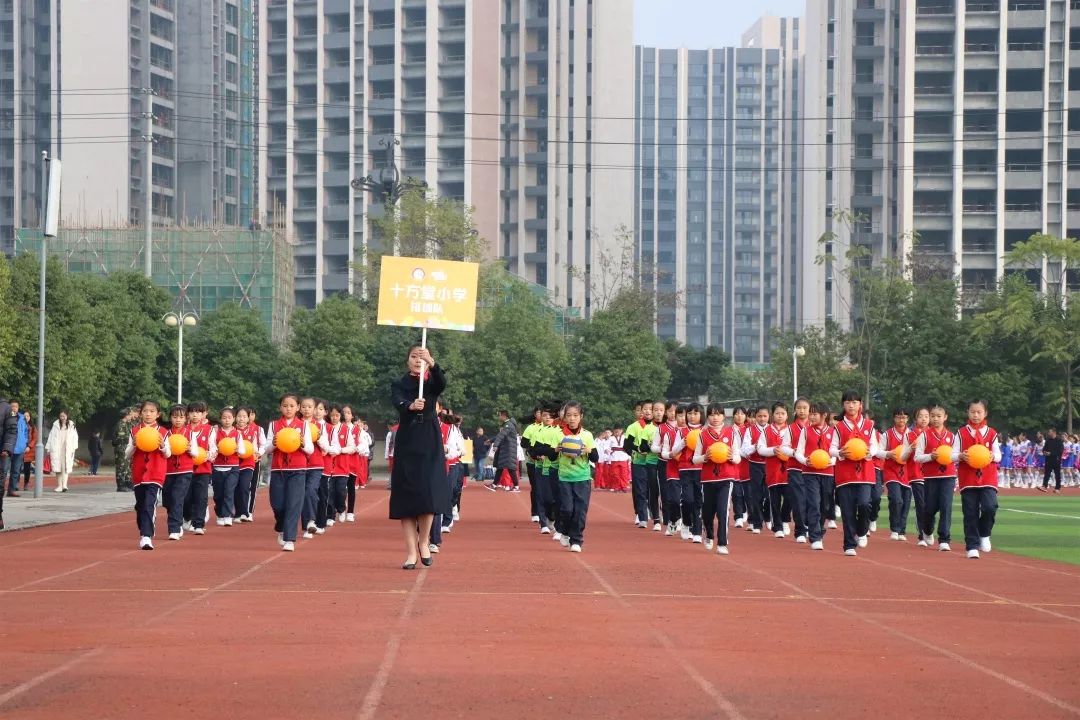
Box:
left=277, top=532, right=284, bottom=547
left=704, top=539, right=714, bottom=550
left=744, top=524, right=755, bottom=532
left=783, top=523, right=791, bottom=536
left=926, top=534, right=935, bottom=545
left=452, top=506, right=460, bottom=521
left=898, top=535, right=907, bottom=542
left=795, top=535, right=807, bottom=544
left=636, top=520, right=647, bottom=528
left=346, top=513, right=355, bottom=522
left=774, top=530, right=785, bottom=538
left=653, top=522, right=662, bottom=532
left=680, top=528, right=692, bottom=541
left=315, top=528, right=325, bottom=535
left=717, top=545, right=729, bottom=555
left=139, top=536, right=154, bottom=550
left=531, top=515, right=540, bottom=523
left=540, top=526, right=551, bottom=535
left=241, top=514, right=252, bottom=523
left=559, top=536, right=570, bottom=548
left=827, top=520, right=837, bottom=529
left=664, top=525, right=674, bottom=537
left=326, top=518, right=336, bottom=527
left=302, top=531, right=314, bottom=539
left=569, top=543, right=582, bottom=553
left=811, top=540, right=824, bottom=551
left=752, top=528, right=761, bottom=534
left=429, top=543, right=440, bottom=553
left=168, top=532, right=181, bottom=541
left=182, top=521, right=194, bottom=531
left=734, top=518, right=745, bottom=528
left=337, top=513, right=346, bottom=523
left=844, top=549, right=857, bottom=556
left=917, top=539, right=928, bottom=547
left=306, top=521, right=317, bottom=532
left=224, top=517, right=233, bottom=527
left=870, top=521, right=878, bottom=533
left=890, top=532, right=900, bottom=541
left=282, top=541, right=295, bottom=552
left=441, top=526, right=452, bottom=533
left=979, top=537, right=991, bottom=553
left=939, top=542, right=951, bottom=552
left=193, top=527, right=205, bottom=535
left=967, top=549, right=980, bottom=559
left=692, top=535, right=702, bottom=544
left=834, top=506, right=841, bottom=519
left=216, top=518, right=227, bottom=526
left=553, top=532, right=563, bottom=542
left=857, top=535, right=868, bottom=548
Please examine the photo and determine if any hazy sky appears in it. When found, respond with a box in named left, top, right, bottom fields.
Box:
left=633, top=0, right=806, bottom=49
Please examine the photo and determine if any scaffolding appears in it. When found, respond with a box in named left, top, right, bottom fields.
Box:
left=15, top=222, right=294, bottom=343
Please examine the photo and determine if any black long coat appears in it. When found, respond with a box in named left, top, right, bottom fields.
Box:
left=388, top=364, right=449, bottom=519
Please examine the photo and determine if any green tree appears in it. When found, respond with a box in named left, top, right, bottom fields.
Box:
left=185, top=303, right=279, bottom=413
left=0, top=257, right=20, bottom=375
left=765, top=323, right=862, bottom=408
left=664, top=340, right=731, bottom=400
left=460, top=268, right=569, bottom=426
left=285, top=296, right=374, bottom=407
left=563, top=289, right=670, bottom=430
left=973, top=234, right=1080, bottom=431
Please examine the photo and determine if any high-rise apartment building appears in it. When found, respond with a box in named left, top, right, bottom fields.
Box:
left=634, top=23, right=798, bottom=362
left=261, top=0, right=633, bottom=311
left=0, top=0, right=56, bottom=253
left=800, top=0, right=904, bottom=329
left=907, top=0, right=1080, bottom=304
left=55, top=0, right=257, bottom=230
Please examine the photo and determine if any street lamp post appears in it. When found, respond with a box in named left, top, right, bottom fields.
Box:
left=163, top=312, right=198, bottom=403
left=792, top=345, right=806, bottom=403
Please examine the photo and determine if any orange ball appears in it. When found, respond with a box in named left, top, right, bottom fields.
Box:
left=135, top=426, right=160, bottom=453
left=707, top=441, right=730, bottom=464
left=966, top=444, right=992, bottom=469
left=168, top=433, right=189, bottom=455
left=194, top=448, right=208, bottom=466
left=237, top=439, right=253, bottom=459
left=275, top=427, right=302, bottom=453
left=808, top=449, right=831, bottom=471
left=776, top=450, right=790, bottom=462
left=685, top=429, right=702, bottom=451
left=217, top=437, right=237, bottom=457
left=844, top=438, right=868, bottom=462
left=891, top=445, right=905, bottom=463
left=309, top=422, right=320, bottom=443
left=933, top=445, right=953, bottom=466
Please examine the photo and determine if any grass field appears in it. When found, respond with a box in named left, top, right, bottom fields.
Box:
left=981, top=494, right=1080, bottom=565
left=885, top=492, right=1080, bottom=565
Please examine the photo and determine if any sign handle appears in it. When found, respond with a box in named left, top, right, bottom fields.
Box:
left=418, top=326, right=427, bottom=400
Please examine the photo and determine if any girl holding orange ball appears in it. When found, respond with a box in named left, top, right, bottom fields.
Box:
left=755, top=401, right=791, bottom=539
left=875, top=408, right=913, bottom=542
left=234, top=407, right=261, bottom=523
left=208, top=406, right=242, bottom=527
left=261, top=393, right=314, bottom=552
left=692, top=403, right=741, bottom=554
left=125, top=400, right=171, bottom=550
left=163, top=404, right=198, bottom=541
left=913, top=404, right=957, bottom=552
left=831, top=390, right=879, bottom=556
left=795, top=402, right=836, bottom=550
left=955, top=400, right=1001, bottom=559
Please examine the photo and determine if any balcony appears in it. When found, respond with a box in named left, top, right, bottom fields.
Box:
left=965, top=42, right=998, bottom=54
left=915, top=203, right=952, bottom=215
left=915, top=45, right=954, bottom=56
left=963, top=202, right=996, bottom=214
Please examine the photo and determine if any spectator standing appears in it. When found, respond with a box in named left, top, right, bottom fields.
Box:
left=0, top=396, right=11, bottom=525
left=46, top=410, right=79, bottom=493
left=1041, top=427, right=1065, bottom=493
left=112, top=408, right=137, bottom=492
left=88, top=430, right=103, bottom=476
left=2, top=399, right=20, bottom=497
left=473, top=427, right=491, bottom=481
left=21, top=410, right=36, bottom=491
left=4, top=401, right=28, bottom=496
left=488, top=410, right=520, bottom=491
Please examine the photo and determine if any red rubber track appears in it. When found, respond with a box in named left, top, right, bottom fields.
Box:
left=1, top=484, right=1078, bottom=719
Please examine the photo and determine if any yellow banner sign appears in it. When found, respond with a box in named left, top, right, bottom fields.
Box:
left=377, top=255, right=480, bottom=331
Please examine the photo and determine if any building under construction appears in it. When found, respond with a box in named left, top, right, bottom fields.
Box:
left=15, top=224, right=294, bottom=343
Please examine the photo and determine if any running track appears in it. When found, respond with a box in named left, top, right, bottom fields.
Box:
left=1, top=484, right=1079, bottom=720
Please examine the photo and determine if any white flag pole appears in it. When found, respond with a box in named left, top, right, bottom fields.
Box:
left=418, top=326, right=428, bottom=399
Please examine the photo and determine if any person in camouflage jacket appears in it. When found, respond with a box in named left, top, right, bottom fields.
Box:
left=112, top=407, right=138, bottom=491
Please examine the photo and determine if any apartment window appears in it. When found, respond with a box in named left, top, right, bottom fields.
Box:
left=226, top=32, right=238, bottom=56
left=226, top=3, right=238, bottom=26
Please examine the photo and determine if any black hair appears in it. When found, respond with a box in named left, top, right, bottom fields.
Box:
left=168, top=404, right=187, bottom=417
left=675, top=404, right=688, bottom=415
left=327, top=403, right=343, bottom=418
left=891, top=407, right=909, bottom=418
left=841, top=390, right=862, bottom=403
left=794, top=396, right=810, bottom=407
left=278, top=393, right=300, bottom=405
left=927, top=402, right=947, bottom=414
left=219, top=406, right=236, bottom=417
left=706, top=403, right=725, bottom=417
left=665, top=401, right=678, bottom=412
left=187, top=401, right=208, bottom=413
left=753, top=406, right=769, bottom=416
left=771, top=401, right=788, bottom=414
left=810, top=402, right=831, bottom=418
left=137, top=399, right=160, bottom=412
left=967, top=399, right=989, bottom=411
left=686, top=402, right=703, bottom=417
left=563, top=400, right=584, bottom=414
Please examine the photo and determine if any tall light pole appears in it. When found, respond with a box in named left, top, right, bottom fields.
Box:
left=792, top=345, right=806, bottom=403
left=163, top=312, right=198, bottom=403
left=35, top=152, right=61, bottom=499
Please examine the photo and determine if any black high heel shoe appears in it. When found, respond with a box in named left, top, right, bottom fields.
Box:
left=420, top=556, right=433, bottom=567
left=402, top=562, right=416, bottom=570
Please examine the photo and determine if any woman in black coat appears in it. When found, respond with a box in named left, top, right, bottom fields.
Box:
left=389, top=344, right=449, bottom=568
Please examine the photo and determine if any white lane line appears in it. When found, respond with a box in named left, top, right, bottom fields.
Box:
left=1004, top=508, right=1080, bottom=520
